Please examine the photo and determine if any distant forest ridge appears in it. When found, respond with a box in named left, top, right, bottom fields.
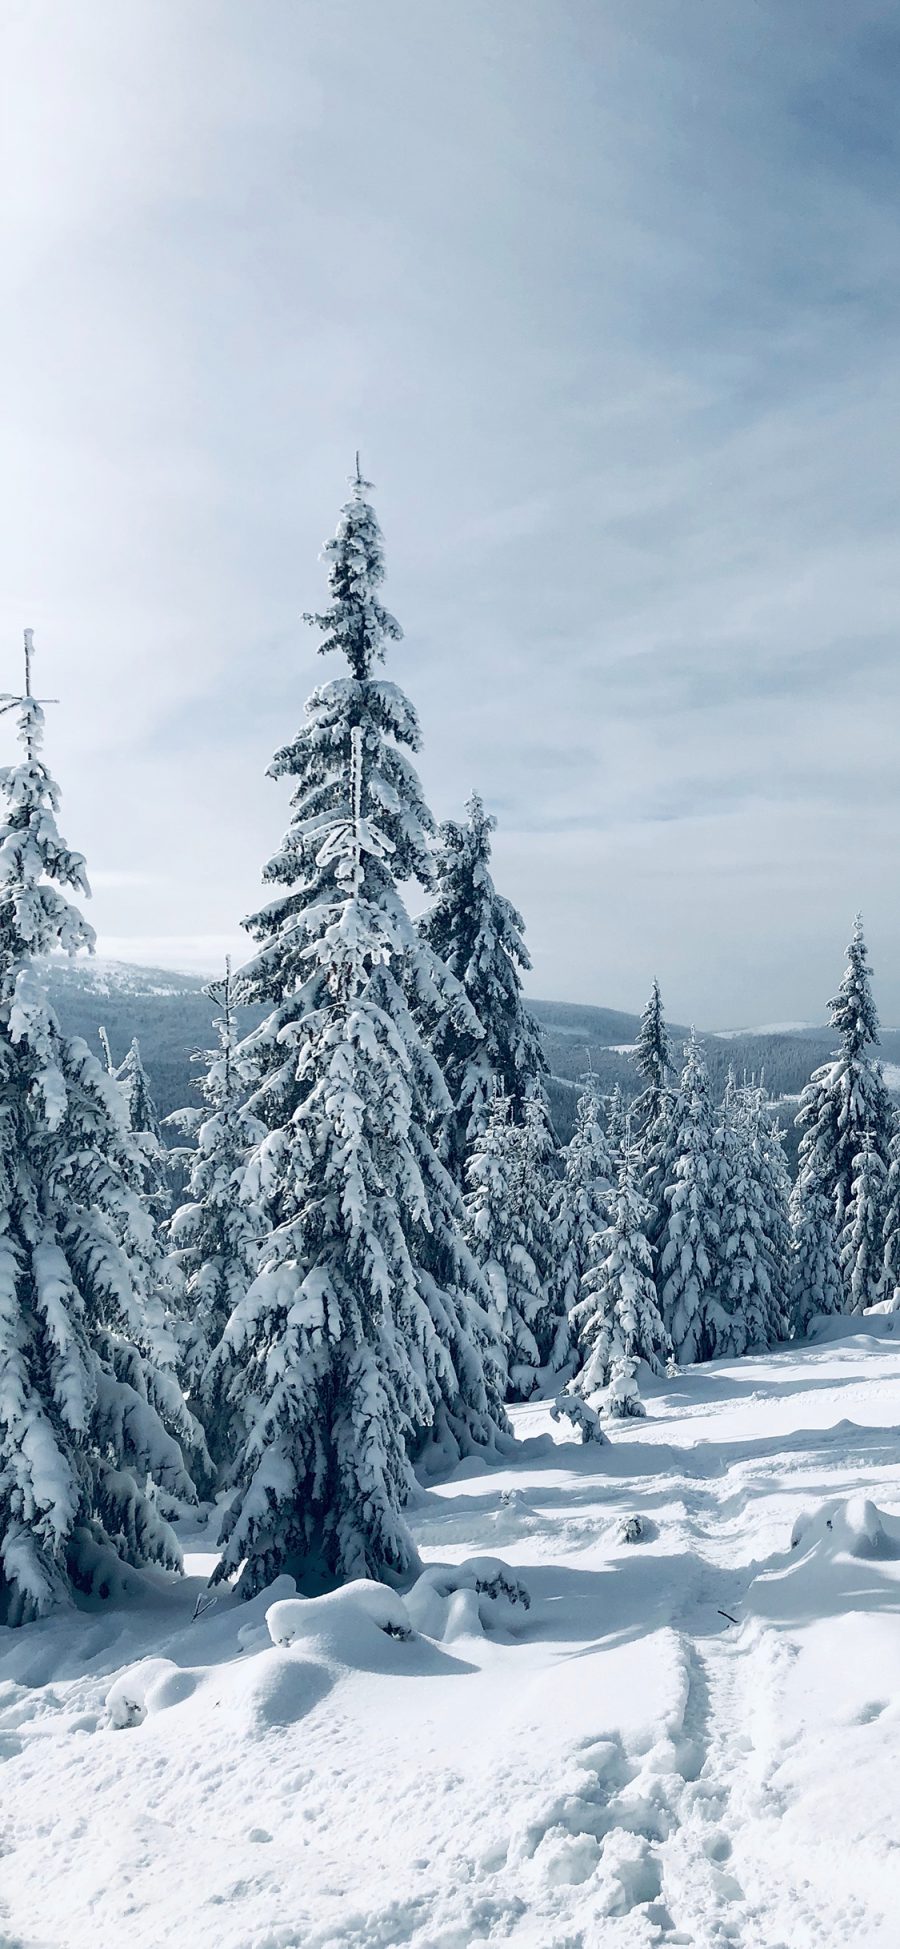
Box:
left=42, top=960, right=900, bottom=1165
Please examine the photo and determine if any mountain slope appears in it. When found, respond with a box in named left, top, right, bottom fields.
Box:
left=40, top=960, right=900, bottom=1145
left=43, top=959, right=261, bottom=1119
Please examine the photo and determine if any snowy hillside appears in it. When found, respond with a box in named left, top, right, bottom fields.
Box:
left=42, top=958, right=900, bottom=1144
left=3, top=1320, right=900, bottom=1947
left=41, top=957, right=261, bottom=1119
left=44, top=958, right=207, bottom=1001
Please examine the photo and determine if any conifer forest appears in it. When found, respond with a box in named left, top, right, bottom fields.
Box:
left=5, top=471, right=898, bottom=1631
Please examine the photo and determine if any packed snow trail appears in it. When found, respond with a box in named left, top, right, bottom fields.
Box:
left=2, top=1321, right=900, bottom=1947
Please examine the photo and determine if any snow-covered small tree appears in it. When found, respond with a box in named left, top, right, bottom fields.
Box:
left=840, top=1134, right=887, bottom=1315
left=788, top=1180, right=843, bottom=1336
left=796, top=920, right=893, bottom=1309
left=419, top=791, right=547, bottom=1180
left=113, top=1037, right=170, bottom=1218
left=606, top=1083, right=626, bottom=1161
left=604, top=1356, right=646, bottom=1420
left=551, top=1085, right=615, bottom=1329
left=211, top=469, right=509, bottom=1596
left=166, top=964, right=266, bottom=1470
left=656, top=1035, right=720, bottom=1365
left=465, top=1094, right=545, bottom=1399
left=116, top=1035, right=162, bottom=1146
left=0, top=638, right=194, bottom=1624
left=632, top=979, right=673, bottom=1135
left=570, top=1146, right=669, bottom=1402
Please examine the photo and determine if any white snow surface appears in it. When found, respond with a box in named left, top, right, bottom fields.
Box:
left=4, top=1324, right=900, bottom=1946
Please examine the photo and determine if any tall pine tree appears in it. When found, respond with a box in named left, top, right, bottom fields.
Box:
left=0, top=637, right=193, bottom=1624
left=211, top=469, right=509, bottom=1597
left=633, top=979, right=673, bottom=1135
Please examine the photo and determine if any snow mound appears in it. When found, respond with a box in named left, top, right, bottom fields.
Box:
left=266, top=1562, right=533, bottom=1655
left=405, top=1556, right=531, bottom=1641
left=105, top=1658, right=199, bottom=1729
left=266, top=1579, right=413, bottom=1659
left=747, top=1494, right=900, bottom=1625
left=237, top=1650, right=332, bottom=1730
left=790, top=1495, right=900, bottom=1562
left=805, top=1312, right=900, bottom=1344
left=866, top=1292, right=900, bottom=1317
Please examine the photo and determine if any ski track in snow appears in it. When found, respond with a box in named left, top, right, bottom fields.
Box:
left=2, top=1328, right=900, bottom=1947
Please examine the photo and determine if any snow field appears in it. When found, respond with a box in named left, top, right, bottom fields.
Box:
left=2, top=1325, right=900, bottom=1946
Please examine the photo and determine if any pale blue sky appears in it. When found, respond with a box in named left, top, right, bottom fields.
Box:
left=2, top=2, right=899, bottom=1024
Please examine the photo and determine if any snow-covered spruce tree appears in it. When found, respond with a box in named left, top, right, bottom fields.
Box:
left=788, top=1179, right=843, bottom=1336
left=606, top=1083, right=626, bottom=1161
left=465, top=1094, right=544, bottom=1399
left=569, top=1143, right=669, bottom=1402
left=795, top=919, right=894, bottom=1309
left=0, top=641, right=194, bottom=1624
left=551, top=1084, right=615, bottom=1330
left=165, top=964, right=266, bottom=1470
left=520, top=1089, right=566, bottom=1371
left=90, top=1040, right=213, bottom=1494
left=754, top=1096, right=792, bottom=1340
left=463, top=1082, right=562, bottom=1395
left=418, top=791, right=548, bottom=1180
left=883, top=1127, right=900, bottom=1308
left=711, top=1082, right=784, bottom=1357
left=632, top=981, right=677, bottom=1266
left=839, top=1133, right=887, bottom=1316
left=213, top=759, right=427, bottom=1592
left=633, top=979, right=673, bottom=1135
left=99, top=1028, right=186, bottom=1405
left=656, top=1034, right=720, bottom=1365
left=636, top=1084, right=678, bottom=1278
left=114, top=1037, right=170, bottom=1218
left=709, top=1081, right=753, bottom=1358
left=212, top=470, right=509, bottom=1596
